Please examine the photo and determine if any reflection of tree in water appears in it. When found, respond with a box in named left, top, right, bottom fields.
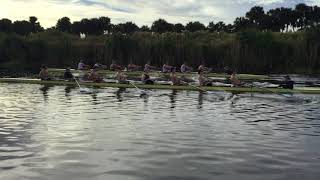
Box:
left=169, top=90, right=178, bottom=109
left=39, top=85, right=53, bottom=101
left=116, top=88, right=126, bottom=102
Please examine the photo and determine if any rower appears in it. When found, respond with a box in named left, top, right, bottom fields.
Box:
left=141, top=72, right=154, bottom=85
left=116, top=70, right=128, bottom=84
left=78, top=60, right=90, bottom=70
left=64, top=67, right=74, bottom=80
left=128, top=63, right=141, bottom=71
left=198, top=70, right=212, bottom=86
left=181, top=62, right=193, bottom=73
left=39, top=65, right=51, bottom=81
left=163, top=63, right=174, bottom=73
left=279, top=75, right=294, bottom=89
left=110, top=61, right=124, bottom=71
left=230, top=71, right=242, bottom=87
left=88, top=68, right=103, bottom=83
left=198, top=63, right=211, bottom=73
left=170, top=68, right=181, bottom=85
left=93, top=62, right=107, bottom=70
left=144, top=62, right=157, bottom=72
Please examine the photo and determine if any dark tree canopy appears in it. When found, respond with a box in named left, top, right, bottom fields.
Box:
left=1, top=3, right=320, bottom=36
left=174, top=23, right=185, bottom=33
left=29, top=16, right=44, bottom=33
left=151, top=19, right=174, bottom=33
left=246, top=6, right=265, bottom=30
left=56, top=17, right=72, bottom=33
left=140, top=25, right=150, bottom=32
left=0, top=19, right=12, bottom=33
left=114, top=22, right=139, bottom=34
left=13, top=21, right=32, bottom=36
left=185, top=21, right=206, bottom=32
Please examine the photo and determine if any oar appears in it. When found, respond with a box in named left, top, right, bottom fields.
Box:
left=74, top=77, right=92, bottom=94
left=181, top=81, right=207, bottom=92
left=129, top=81, right=147, bottom=95
left=251, top=83, right=308, bottom=102
left=74, top=77, right=81, bottom=88
left=251, top=83, right=292, bottom=98
left=181, top=80, right=228, bottom=101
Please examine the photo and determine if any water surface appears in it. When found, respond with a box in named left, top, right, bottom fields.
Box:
left=0, top=83, right=320, bottom=180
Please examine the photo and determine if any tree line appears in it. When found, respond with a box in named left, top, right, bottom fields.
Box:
left=0, top=3, right=320, bottom=36
left=1, top=29, right=319, bottom=74
left=0, top=3, right=319, bottom=75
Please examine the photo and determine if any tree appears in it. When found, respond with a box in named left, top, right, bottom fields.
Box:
left=208, top=21, right=216, bottom=32
left=173, top=23, right=185, bottom=33
left=295, top=3, right=312, bottom=29
left=79, top=18, right=90, bottom=34
left=86, top=18, right=100, bottom=35
left=234, top=17, right=252, bottom=31
left=246, top=6, right=265, bottom=30
left=140, top=25, right=150, bottom=32
left=215, top=21, right=227, bottom=32
left=225, top=24, right=234, bottom=33
left=267, top=9, right=285, bottom=32
left=29, top=16, right=44, bottom=33
left=0, top=19, right=12, bottom=33
left=115, top=22, right=139, bottom=34
left=311, top=6, right=320, bottom=27
left=151, top=19, right=174, bottom=33
left=208, top=21, right=228, bottom=32
left=98, top=16, right=111, bottom=34
left=71, top=21, right=82, bottom=34
left=185, top=21, right=206, bottom=32
left=56, top=17, right=72, bottom=33
left=12, top=20, right=32, bottom=35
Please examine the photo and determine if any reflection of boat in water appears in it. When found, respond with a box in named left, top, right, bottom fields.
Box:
left=1, top=78, right=320, bottom=95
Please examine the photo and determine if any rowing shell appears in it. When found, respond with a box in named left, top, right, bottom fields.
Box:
left=1, top=78, right=320, bottom=94
left=48, top=68, right=270, bottom=80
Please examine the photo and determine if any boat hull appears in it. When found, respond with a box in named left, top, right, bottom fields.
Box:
left=1, top=78, right=320, bottom=94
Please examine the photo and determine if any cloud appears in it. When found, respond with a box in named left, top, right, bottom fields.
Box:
left=0, top=0, right=319, bottom=28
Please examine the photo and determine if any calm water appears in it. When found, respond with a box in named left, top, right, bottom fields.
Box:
left=1, top=83, right=320, bottom=180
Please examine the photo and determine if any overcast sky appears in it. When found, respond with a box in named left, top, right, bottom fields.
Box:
left=1, top=0, right=319, bottom=28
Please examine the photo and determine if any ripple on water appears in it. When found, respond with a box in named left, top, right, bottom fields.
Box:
left=1, top=83, right=320, bottom=180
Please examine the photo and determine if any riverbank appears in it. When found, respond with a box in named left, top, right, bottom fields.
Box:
left=0, top=30, right=320, bottom=74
